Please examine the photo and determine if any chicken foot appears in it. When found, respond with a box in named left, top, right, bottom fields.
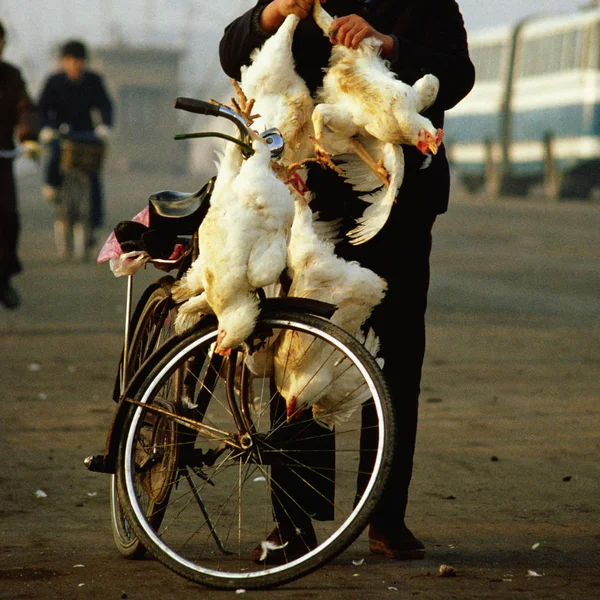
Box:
left=230, top=79, right=260, bottom=126
left=269, top=136, right=343, bottom=188
left=312, top=102, right=391, bottom=188
left=346, top=138, right=390, bottom=188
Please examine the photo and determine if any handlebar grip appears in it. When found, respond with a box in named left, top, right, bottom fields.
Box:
left=174, top=97, right=221, bottom=117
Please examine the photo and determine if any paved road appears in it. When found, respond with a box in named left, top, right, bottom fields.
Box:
left=1, top=166, right=599, bottom=599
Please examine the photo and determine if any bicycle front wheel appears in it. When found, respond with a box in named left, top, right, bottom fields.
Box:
left=117, top=309, right=394, bottom=589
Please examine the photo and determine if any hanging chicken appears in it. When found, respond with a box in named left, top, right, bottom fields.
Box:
left=239, top=13, right=315, bottom=170
left=273, top=193, right=387, bottom=422
left=311, top=0, right=444, bottom=244
left=172, top=137, right=295, bottom=355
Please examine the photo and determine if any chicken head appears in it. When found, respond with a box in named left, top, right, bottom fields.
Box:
left=416, top=128, right=444, bottom=156
left=214, top=295, right=260, bottom=356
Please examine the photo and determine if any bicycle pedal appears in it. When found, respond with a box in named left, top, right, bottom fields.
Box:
left=84, top=454, right=112, bottom=474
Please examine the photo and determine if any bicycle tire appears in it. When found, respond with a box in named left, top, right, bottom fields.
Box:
left=56, top=170, right=91, bottom=260
left=123, top=278, right=177, bottom=385
left=116, top=309, right=394, bottom=589
left=111, top=278, right=176, bottom=559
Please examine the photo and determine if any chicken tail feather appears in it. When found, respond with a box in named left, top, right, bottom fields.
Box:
left=347, top=186, right=395, bottom=245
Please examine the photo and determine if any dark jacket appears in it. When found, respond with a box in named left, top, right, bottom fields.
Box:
left=38, top=70, right=113, bottom=132
left=0, top=61, right=38, bottom=150
left=219, top=0, right=475, bottom=215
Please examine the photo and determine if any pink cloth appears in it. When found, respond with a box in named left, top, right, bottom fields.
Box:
left=96, top=206, right=150, bottom=264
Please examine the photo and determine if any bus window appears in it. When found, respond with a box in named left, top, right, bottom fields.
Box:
left=520, top=29, right=584, bottom=76
left=560, top=29, right=583, bottom=70
left=471, top=43, right=506, bottom=81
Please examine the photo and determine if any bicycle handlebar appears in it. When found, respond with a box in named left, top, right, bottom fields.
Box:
left=174, top=97, right=222, bottom=117
left=0, top=141, right=41, bottom=160
left=174, top=97, right=285, bottom=160
left=175, top=96, right=253, bottom=152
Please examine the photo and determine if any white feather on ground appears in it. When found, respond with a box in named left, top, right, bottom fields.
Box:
left=173, top=139, right=295, bottom=354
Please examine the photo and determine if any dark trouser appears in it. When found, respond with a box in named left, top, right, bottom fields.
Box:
left=89, top=173, right=103, bottom=229
left=0, top=159, right=22, bottom=284
left=350, top=210, right=434, bottom=528
left=295, top=166, right=437, bottom=529
left=269, top=385, right=335, bottom=526
left=45, top=139, right=104, bottom=228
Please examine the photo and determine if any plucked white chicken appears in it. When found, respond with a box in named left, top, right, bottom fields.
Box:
left=273, top=194, right=387, bottom=421
left=172, top=141, right=244, bottom=309
left=311, top=0, right=444, bottom=244
left=240, top=13, right=315, bottom=168
left=311, top=327, right=384, bottom=427
left=173, top=138, right=295, bottom=355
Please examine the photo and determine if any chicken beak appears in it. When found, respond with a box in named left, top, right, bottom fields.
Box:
left=417, top=130, right=443, bottom=156
left=215, top=330, right=232, bottom=357
left=428, top=129, right=444, bottom=155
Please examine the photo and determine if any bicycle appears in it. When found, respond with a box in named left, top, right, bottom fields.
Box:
left=86, top=98, right=395, bottom=589
left=47, top=127, right=106, bottom=261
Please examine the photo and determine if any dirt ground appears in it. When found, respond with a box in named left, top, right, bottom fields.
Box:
left=1, top=167, right=599, bottom=600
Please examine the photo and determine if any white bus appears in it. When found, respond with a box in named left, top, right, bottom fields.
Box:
left=445, top=6, right=600, bottom=198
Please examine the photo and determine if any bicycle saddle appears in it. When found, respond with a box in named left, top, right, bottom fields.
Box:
left=148, top=176, right=215, bottom=235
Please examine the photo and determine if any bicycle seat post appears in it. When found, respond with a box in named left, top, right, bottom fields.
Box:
left=122, top=274, right=134, bottom=391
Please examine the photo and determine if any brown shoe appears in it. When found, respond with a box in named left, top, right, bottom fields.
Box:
left=369, top=523, right=425, bottom=560
left=251, top=523, right=318, bottom=565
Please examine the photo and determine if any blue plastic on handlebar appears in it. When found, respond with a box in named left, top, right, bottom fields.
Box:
left=174, top=97, right=221, bottom=117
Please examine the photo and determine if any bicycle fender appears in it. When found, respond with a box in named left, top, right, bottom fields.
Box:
left=260, top=296, right=338, bottom=319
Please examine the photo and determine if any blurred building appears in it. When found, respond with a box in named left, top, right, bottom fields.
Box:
left=2, top=0, right=252, bottom=175
left=94, top=46, right=187, bottom=174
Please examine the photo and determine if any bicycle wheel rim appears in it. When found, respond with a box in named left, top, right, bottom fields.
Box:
left=119, top=313, right=393, bottom=589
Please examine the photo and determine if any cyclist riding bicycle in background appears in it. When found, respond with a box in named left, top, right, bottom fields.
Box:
left=38, top=39, right=114, bottom=249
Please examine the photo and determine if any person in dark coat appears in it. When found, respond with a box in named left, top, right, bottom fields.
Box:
left=38, top=40, right=113, bottom=232
left=219, top=0, right=475, bottom=561
left=0, top=20, right=39, bottom=309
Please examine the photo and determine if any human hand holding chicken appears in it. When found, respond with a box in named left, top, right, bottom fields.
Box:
left=259, top=0, right=327, bottom=32
left=328, top=13, right=395, bottom=58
